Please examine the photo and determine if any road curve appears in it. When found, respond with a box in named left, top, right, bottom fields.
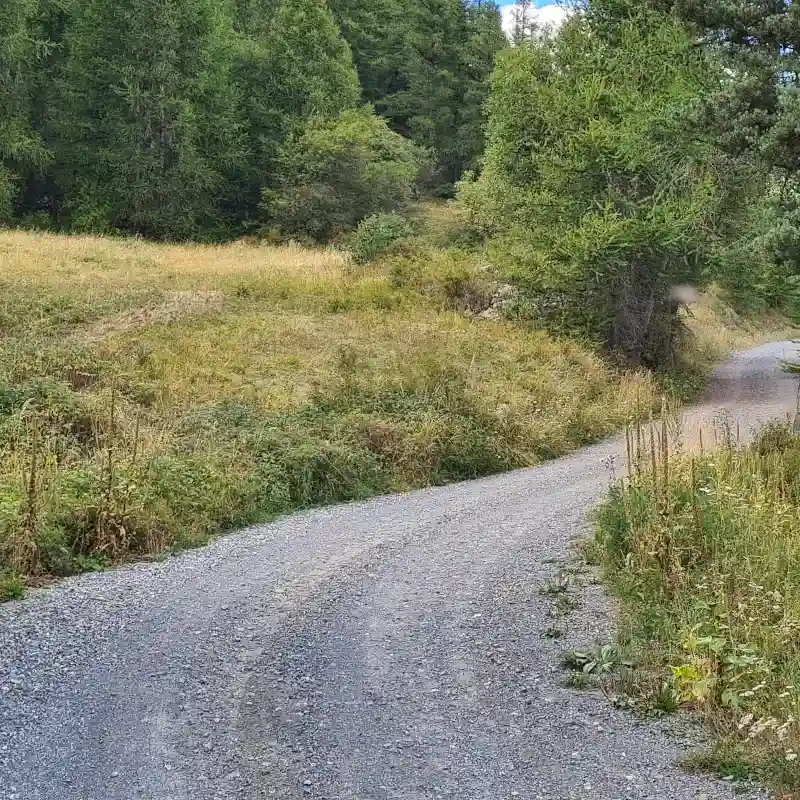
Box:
left=1, top=341, right=797, bottom=800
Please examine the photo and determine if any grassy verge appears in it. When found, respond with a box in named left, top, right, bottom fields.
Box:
left=0, top=223, right=669, bottom=597
left=595, top=422, right=800, bottom=796
left=684, top=286, right=793, bottom=361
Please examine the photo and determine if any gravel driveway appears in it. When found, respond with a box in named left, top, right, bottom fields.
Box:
left=1, top=341, right=797, bottom=800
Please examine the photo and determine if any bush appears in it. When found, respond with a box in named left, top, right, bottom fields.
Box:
left=434, top=182, right=457, bottom=200
left=349, top=213, right=413, bottom=264
left=0, top=367, right=526, bottom=581
left=712, top=186, right=800, bottom=316
left=262, top=107, right=427, bottom=241
left=385, top=247, right=495, bottom=313
left=0, top=569, right=24, bottom=601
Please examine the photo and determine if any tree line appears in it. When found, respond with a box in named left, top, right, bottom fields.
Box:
left=0, top=0, right=506, bottom=239
left=4, top=0, right=800, bottom=367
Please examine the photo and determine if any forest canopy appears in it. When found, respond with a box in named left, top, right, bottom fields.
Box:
left=0, top=0, right=506, bottom=239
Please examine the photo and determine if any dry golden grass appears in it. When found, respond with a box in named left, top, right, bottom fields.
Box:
left=0, top=227, right=661, bottom=434
left=0, top=229, right=350, bottom=282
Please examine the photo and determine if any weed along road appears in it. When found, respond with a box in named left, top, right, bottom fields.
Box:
left=1, top=342, right=795, bottom=800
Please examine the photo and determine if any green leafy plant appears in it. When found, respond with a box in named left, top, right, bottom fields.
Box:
left=0, top=569, right=24, bottom=601
left=540, top=571, right=571, bottom=595
left=595, top=421, right=800, bottom=792
left=459, top=10, right=732, bottom=367
left=349, top=213, right=413, bottom=264
left=263, top=108, right=425, bottom=242
left=564, top=644, right=634, bottom=675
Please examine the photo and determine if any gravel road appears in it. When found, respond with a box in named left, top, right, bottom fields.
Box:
left=1, top=341, right=797, bottom=800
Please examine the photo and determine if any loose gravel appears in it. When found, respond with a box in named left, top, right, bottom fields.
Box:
left=1, top=341, right=797, bottom=800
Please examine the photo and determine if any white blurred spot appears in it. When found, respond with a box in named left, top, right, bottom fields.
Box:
left=671, top=285, right=700, bottom=306
left=501, top=3, right=570, bottom=39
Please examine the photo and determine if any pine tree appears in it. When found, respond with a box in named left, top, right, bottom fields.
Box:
left=586, top=0, right=796, bottom=169
left=330, top=0, right=506, bottom=186
left=463, top=11, right=726, bottom=365
left=327, top=0, right=406, bottom=105
left=512, top=0, right=532, bottom=44
left=14, top=0, right=74, bottom=219
left=456, top=1, right=508, bottom=181
left=259, top=0, right=360, bottom=121
left=0, top=0, right=49, bottom=219
left=55, top=0, right=247, bottom=238
left=584, top=0, right=800, bottom=309
left=231, top=0, right=361, bottom=220
left=231, top=0, right=277, bottom=31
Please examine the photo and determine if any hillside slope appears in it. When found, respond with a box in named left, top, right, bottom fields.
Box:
left=0, top=228, right=665, bottom=591
left=0, top=226, right=788, bottom=593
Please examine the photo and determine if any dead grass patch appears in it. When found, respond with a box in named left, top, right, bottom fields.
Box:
left=78, top=291, right=226, bottom=343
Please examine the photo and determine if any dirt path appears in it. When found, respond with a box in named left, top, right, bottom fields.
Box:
left=1, top=342, right=796, bottom=800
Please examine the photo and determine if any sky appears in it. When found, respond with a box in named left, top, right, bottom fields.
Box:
left=499, top=1, right=569, bottom=36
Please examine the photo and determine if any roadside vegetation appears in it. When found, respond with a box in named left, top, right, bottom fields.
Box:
left=594, top=421, right=800, bottom=795
left=3, top=10, right=800, bottom=747
left=0, top=202, right=788, bottom=599
left=569, top=0, right=800, bottom=795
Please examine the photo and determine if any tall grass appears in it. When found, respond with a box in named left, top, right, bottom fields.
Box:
left=0, top=226, right=670, bottom=597
left=597, top=418, right=800, bottom=795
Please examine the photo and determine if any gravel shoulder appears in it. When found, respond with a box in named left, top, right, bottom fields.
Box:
left=1, top=341, right=797, bottom=800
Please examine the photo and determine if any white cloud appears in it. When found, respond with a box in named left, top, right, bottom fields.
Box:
left=501, top=3, right=569, bottom=39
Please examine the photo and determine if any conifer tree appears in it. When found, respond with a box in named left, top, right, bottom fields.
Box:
left=327, top=0, right=406, bottom=105
left=0, top=0, right=49, bottom=218
left=462, top=11, right=727, bottom=365
left=330, top=0, right=507, bottom=186
left=231, top=0, right=361, bottom=220
left=511, top=0, right=532, bottom=44
left=55, top=0, right=246, bottom=238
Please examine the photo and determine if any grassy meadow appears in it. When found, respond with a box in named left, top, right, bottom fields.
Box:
left=0, top=218, right=677, bottom=598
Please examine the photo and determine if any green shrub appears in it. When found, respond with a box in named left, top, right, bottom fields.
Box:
left=349, top=213, right=413, bottom=264
left=0, top=569, right=24, bottom=601
left=262, top=107, right=426, bottom=241
left=434, top=182, right=457, bottom=199
left=386, top=247, right=494, bottom=313
left=712, top=187, right=800, bottom=316
left=0, top=357, right=532, bottom=583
